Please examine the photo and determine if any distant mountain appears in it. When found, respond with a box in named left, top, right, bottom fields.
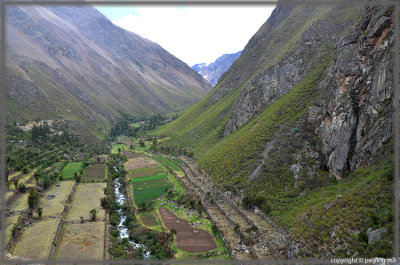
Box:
left=192, top=51, right=241, bottom=86
left=6, top=5, right=211, bottom=132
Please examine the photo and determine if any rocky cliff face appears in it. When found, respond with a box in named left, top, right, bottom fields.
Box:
left=221, top=4, right=393, bottom=180
left=313, top=5, right=393, bottom=179
left=192, top=51, right=242, bottom=86
left=6, top=6, right=211, bottom=129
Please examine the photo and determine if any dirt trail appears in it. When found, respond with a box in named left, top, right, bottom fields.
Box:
left=179, top=156, right=289, bottom=259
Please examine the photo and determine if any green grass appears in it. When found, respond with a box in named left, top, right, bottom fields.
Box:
left=197, top=48, right=334, bottom=186
left=61, top=162, right=84, bottom=180
left=130, top=173, right=167, bottom=183
left=111, top=144, right=127, bottom=154
left=288, top=158, right=393, bottom=258
left=133, top=145, right=150, bottom=151
left=132, top=175, right=173, bottom=205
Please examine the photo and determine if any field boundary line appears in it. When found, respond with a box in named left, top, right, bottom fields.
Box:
left=48, top=181, right=77, bottom=261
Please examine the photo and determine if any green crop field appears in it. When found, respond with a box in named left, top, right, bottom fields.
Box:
left=129, top=167, right=162, bottom=178
left=61, top=162, right=83, bottom=180
left=131, top=174, right=173, bottom=205
left=111, top=144, right=127, bottom=154
left=155, top=156, right=181, bottom=171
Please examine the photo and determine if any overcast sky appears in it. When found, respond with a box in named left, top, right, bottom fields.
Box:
left=95, top=5, right=275, bottom=66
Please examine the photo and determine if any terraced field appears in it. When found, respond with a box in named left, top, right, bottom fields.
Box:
left=39, top=181, right=75, bottom=217
left=125, top=156, right=158, bottom=170
left=55, top=222, right=105, bottom=260
left=66, top=183, right=106, bottom=222
left=129, top=166, right=162, bottom=178
left=61, top=162, right=84, bottom=180
left=83, top=163, right=106, bottom=182
left=178, top=156, right=288, bottom=259
left=54, top=182, right=107, bottom=260
left=11, top=219, right=60, bottom=260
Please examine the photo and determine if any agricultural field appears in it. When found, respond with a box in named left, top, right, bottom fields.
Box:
left=61, top=162, right=84, bottom=180
left=39, top=181, right=75, bottom=217
left=111, top=144, right=127, bottom=154
left=2, top=215, right=20, bottom=247
left=83, top=163, right=106, bottom=182
left=129, top=166, right=162, bottom=178
left=11, top=218, right=59, bottom=260
left=155, top=156, right=181, bottom=171
left=124, top=156, right=158, bottom=170
left=117, top=135, right=132, bottom=145
left=123, top=151, right=141, bottom=159
left=159, top=207, right=217, bottom=253
left=66, top=183, right=106, bottom=222
left=131, top=174, right=173, bottom=206
left=55, top=222, right=105, bottom=260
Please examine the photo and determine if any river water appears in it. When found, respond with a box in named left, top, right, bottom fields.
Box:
left=114, top=177, right=150, bottom=258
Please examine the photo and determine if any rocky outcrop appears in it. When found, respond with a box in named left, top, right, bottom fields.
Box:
left=312, top=5, right=393, bottom=178
left=367, top=228, right=389, bottom=245
left=223, top=6, right=361, bottom=135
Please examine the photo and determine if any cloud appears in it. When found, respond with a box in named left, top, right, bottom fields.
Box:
left=111, top=6, right=275, bottom=66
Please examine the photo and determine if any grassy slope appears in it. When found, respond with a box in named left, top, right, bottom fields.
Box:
left=153, top=5, right=393, bottom=257
left=290, top=157, right=393, bottom=257
left=155, top=6, right=335, bottom=155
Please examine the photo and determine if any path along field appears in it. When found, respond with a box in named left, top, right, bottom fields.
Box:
left=159, top=207, right=217, bottom=253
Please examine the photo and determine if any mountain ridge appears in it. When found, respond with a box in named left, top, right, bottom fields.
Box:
left=192, top=51, right=242, bottom=86
left=6, top=5, right=211, bottom=133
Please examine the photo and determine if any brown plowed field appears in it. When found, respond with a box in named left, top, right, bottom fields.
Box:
left=123, top=152, right=141, bottom=159
left=84, top=163, right=105, bottom=182
left=125, top=157, right=158, bottom=170
left=159, top=207, right=217, bottom=253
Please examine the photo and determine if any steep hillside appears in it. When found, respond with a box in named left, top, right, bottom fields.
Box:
left=6, top=5, right=211, bottom=133
left=192, top=51, right=242, bottom=86
left=156, top=4, right=394, bottom=258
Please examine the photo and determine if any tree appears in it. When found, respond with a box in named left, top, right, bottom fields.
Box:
left=234, top=223, right=240, bottom=235
left=13, top=178, right=19, bottom=190
left=36, top=206, right=43, bottom=219
left=139, top=140, right=145, bottom=147
left=18, top=183, right=27, bottom=193
left=89, top=209, right=98, bottom=222
left=28, top=189, right=40, bottom=209
left=74, top=172, right=81, bottom=183
left=170, top=228, right=177, bottom=236
left=33, top=172, right=39, bottom=184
